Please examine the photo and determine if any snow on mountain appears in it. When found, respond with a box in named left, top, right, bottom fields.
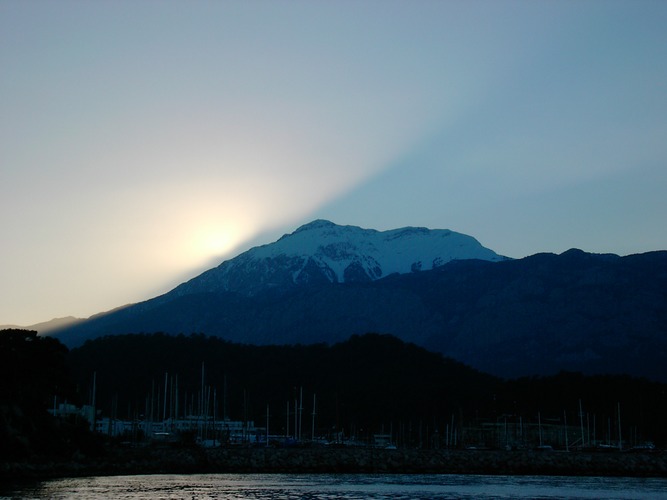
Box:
left=172, top=220, right=506, bottom=297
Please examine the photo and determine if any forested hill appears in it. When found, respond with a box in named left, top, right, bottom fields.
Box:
left=67, top=332, right=499, bottom=432
left=67, top=333, right=667, bottom=447
left=3, top=330, right=667, bottom=460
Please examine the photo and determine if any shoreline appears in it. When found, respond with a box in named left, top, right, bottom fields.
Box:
left=2, top=448, right=666, bottom=481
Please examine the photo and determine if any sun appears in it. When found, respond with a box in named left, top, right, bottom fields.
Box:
left=200, top=231, right=235, bottom=257
left=187, top=223, right=239, bottom=264
left=184, top=216, right=259, bottom=267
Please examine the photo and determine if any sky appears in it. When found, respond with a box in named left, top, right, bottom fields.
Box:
left=1, top=0, right=666, bottom=326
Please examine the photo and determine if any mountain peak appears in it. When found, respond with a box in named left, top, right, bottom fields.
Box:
left=293, top=219, right=338, bottom=233
left=174, top=220, right=506, bottom=297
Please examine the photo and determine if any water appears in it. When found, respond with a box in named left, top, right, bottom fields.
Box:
left=2, top=473, right=667, bottom=499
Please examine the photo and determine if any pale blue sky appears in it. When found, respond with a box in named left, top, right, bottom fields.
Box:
left=1, top=0, right=666, bottom=325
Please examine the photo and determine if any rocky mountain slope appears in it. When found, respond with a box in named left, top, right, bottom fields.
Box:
left=170, top=219, right=505, bottom=297
left=48, top=221, right=667, bottom=381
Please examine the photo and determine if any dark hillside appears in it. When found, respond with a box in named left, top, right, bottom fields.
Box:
left=51, top=250, right=667, bottom=381
left=66, top=333, right=499, bottom=441
left=66, top=333, right=667, bottom=447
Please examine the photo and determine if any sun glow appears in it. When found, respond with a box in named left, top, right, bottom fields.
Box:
left=177, top=218, right=242, bottom=266
left=197, top=228, right=236, bottom=258
left=180, top=203, right=265, bottom=269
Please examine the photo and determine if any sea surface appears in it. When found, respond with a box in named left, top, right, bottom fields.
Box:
left=2, top=473, right=667, bottom=499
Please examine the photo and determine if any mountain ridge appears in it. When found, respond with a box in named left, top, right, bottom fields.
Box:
left=0, top=316, right=83, bottom=334
left=45, top=221, right=667, bottom=381
left=170, top=219, right=506, bottom=297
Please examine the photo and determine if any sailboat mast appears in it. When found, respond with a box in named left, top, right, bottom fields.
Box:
left=91, top=371, right=97, bottom=432
left=579, top=399, right=585, bottom=449
left=163, top=372, right=168, bottom=422
left=617, top=402, right=622, bottom=450
left=200, top=362, right=205, bottom=417
left=311, top=393, right=316, bottom=441
left=538, top=411, right=543, bottom=447
left=299, top=386, right=303, bottom=441
left=564, top=411, right=569, bottom=452
left=266, top=404, right=270, bottom=447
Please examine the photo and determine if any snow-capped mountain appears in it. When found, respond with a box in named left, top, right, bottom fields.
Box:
left=47, top=220, right=667, bottom=381
left=173, top=219, right=506, bottom=296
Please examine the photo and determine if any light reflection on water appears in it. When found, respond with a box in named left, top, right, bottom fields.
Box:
left=3, top=473, right=667, bottom=500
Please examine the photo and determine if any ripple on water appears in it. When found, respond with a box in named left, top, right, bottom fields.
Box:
left=3, top=473, right=667, bottom=500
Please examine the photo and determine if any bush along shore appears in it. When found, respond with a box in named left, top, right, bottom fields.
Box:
left=2, top=447, right=666, bottom=481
